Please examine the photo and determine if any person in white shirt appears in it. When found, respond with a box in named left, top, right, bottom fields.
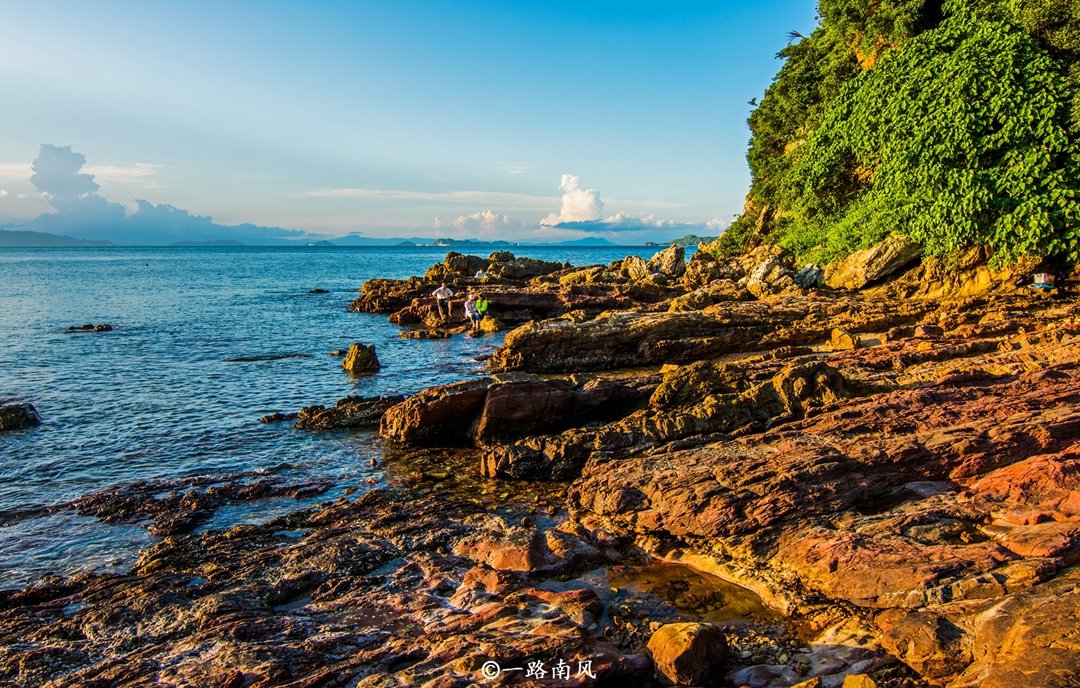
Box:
left=432, top=283, right=454, bottom=319
left=464, top=293, right=480, bottom=331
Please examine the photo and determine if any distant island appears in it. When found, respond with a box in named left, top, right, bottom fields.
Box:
left=644, top=234, right=719, bottom=247
left=0, top=229, right=643, bottom=248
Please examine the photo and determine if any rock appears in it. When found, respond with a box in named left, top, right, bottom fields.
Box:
left=830, top=328, right=860, bottom=350
left=308, top=288, right=329, bottom=293
left=792, top=679, right=823, bottom=688
left=795, top=264, right=824, bottom=289
left=876, top=609, right=969, bottom=679
left=66, top=323, right=112, bottom=332
left=380, top=378, right=492, bottom=445
left=400, top=329, right=452, bottom=339
left=0, top=403, right=42, bottom=432
left=668, top=288, right=712, bottom=312
left=488, top=250, right=515, bottom=262
left=745, top=253, right=796, bottom=299
left=330, top=349, right=348, bottom=355
left=95, top=323, right=113, bottom=332
left=342, top=343, right=380, bottom=374
left=842, top=675, right=876, bottom=688
left=475, top=381, right=574, bottom=443
left=489, top=295, right=930, bottom=373
left=479, top=316, right=506, bottom=333
left=825, top=233, right=922, bottom=290
left=914, top=324, right=944, bottom=338
left=622, top=255, right=652, bottom=281
left=646, top=622, right=728, bottom=686
left=295, top=395, right=405, bottom=430
left=259, top=412, right=299, bottom=423
left=648, top=245, right=686, bottom=278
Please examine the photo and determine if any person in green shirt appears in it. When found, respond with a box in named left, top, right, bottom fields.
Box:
left=475, top=295, right=489, bottom=323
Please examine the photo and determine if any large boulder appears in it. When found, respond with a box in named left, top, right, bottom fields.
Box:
left=342, top=343, right=380, bottom=374
left=474, top=381, right=574, bottom=443
left=380, top=378, right=492, bottom=445
left=648, top=245, right=686, bottom=278
left=646, top=622, right=728, bottom=686
left=0, top=403, right=42, bottom=432
left=825, top=233, right=922, bottom=290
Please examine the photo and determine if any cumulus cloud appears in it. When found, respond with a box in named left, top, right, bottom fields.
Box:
left=540, top=174, right=603, bottom=225
left=543, top=210, right=725, bottom=236
left=0, top=190, right=7, bottom=197
left=433, top=210, right=526, bottom=234
left=22, top=144, right=304, bottom=244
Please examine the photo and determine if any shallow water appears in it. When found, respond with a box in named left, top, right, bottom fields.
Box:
left=0, top=244, right=662, bottom=587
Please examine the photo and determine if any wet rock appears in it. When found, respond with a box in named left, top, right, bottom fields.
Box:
left=399, top=329, right=452, bottom=339
left=66, top=323, right=112, bottom=332
left=342, top=343, right=380, bottom=374
left=646, top=622, right=727, bottom=686
left=308, top=288, right=329, bottom=293
left=295, top=395, right=405, bottom=430
left=825, top=233, right=922, bottom=290
left=260, top=411, right=299, bottom=423
left=0, top=403, right=42, bottom=432
left=479, top=316, right=505, bottom=333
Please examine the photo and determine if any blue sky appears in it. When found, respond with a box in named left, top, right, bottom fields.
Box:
left=0, top=0, right=819, bottom=244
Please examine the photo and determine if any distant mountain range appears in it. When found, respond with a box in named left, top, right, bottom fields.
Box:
left=0, top=229, right=636, bottom=248
left=0, top=230, right=115, bottom=247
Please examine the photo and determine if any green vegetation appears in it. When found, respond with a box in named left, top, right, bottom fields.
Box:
left=725, top=0, right=1080, bottom=265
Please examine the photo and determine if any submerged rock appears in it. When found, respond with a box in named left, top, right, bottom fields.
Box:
left=342, top=342, right=380, bottom=374
left=0, top=403, right=42, bottom=432
left=295, top=395, right=405, bottom=430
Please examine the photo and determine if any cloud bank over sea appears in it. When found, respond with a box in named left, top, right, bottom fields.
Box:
left=17, top=145, right=307, bottom=245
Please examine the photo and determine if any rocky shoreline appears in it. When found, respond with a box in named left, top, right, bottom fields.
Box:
left=3, top=241, right=1079, bottom=687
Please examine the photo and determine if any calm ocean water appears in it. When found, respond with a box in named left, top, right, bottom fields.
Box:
left=0, top=244, right=663, bottom=587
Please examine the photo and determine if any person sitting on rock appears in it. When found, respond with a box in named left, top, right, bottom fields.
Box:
left=476, top=294, right=489, bottom=323
left=475, top=268, right=487, bottom=278
left=432, top=283, right=454, bottom=320
left=464, top=293, right=481, bottom=331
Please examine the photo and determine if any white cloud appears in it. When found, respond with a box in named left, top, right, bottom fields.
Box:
left=498, top=162, right=531, bottom=175
left=0, top=163, right=32, bottom=182
left=540, top=174, right=604, bottom=225
left=448, top=210, right=525, bottom=233
left=83, top=163, right=164, bottom=186
left=0, top=190, right=7, bottom=197
left=706, top=217, right=727, bottom=231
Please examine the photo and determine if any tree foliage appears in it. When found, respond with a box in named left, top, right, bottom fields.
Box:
left=733, top=0, right=1080, bottom=265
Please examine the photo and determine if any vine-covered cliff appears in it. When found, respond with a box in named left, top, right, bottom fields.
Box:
left=715, top=0, right=1080, bottom=266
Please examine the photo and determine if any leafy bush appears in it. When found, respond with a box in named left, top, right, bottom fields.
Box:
left=736, top=0, right=1080, bottom=265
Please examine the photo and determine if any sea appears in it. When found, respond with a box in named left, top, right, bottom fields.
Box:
left=0, top=244, right=667, bottom=588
